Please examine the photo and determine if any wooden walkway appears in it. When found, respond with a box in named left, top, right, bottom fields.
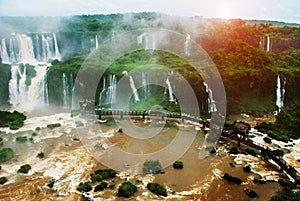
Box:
left=93, top=108, right=300, bottom=185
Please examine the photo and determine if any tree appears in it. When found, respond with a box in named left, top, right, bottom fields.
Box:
left=117, top=182, right=137, bottom=198
left=0, top=147, right=14, bottom=163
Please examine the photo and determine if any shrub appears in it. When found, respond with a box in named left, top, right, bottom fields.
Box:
left=93, top=168, right=116, bottom=180
left=17, top=164, right=31, bottom=174
left=35, top=127, right=40, bottom=131
left=91, top=173, right=103, bottom=182
left=147, top=182, right=167, bottom=197
left=143, top=160, right=162, bottom=173
left=173, top=161, right=183, bottom=169
left=0, top=147, right=14, bottom=163
left=77, top=182, right=92, bottom=192
left=94, top=181, right=108, bottom=192
left=31, top=132, right=38, bottom=136
left=263, top=137, right=272, bottom=144
left=223, top=173, right=243, bottom=185
left=16, top=136, right=27, bottom=142
left=0, top=177, right=8, bottom=185
left=0, top=110, right=26, bottom=130
left=47, top=123, right=61, bottom=129
left=0, top=137, right=3, bottom=146
left=117, top=182, right=137, bottom=198
left=37, top=152, right=44, bottom=159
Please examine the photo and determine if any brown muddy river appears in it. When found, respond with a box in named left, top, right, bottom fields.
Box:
left=0, top=113, right=282, bottom=201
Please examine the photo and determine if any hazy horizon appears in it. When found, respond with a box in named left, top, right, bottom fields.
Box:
left=0, top=0, right=299, bottom=24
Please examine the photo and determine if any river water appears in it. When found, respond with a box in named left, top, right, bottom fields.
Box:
left=0, top=109, right=286, bottom=200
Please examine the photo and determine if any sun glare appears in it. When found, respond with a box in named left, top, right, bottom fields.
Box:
left=219, top=5, right=235, bottom=19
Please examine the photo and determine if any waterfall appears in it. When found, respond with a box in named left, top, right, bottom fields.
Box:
left=129, top=75, right=140, bottom=102
left=98, top=75, right=117, bottom=106
left=41, top=34, right=52, bottom=62
left=9, top=38, right=17, bottom=63
left=1, top=33, right=61, bottom=64
left=98, top=76, right=106, bottom=106
left=62, top=73, right=69, bottom=107
left=95, top=35, right=99, bottom=49
left=184, top=34, right=191, bottom=56
left=1, top=39, right=10, bottom=63
left=27, top=66, right=48, bottom=106
left=108, top=74, right=117, bottom=104
left=53, top=33, right=61, bottom=60
left=9, top=65, right=21, bottom=106
left=142, top=72, right=149, bottom=99
left=137, top=33, right=155, bottom=52
left=166, top=77, right=175, bottom=102
left=5, top=32, right=63, bottom=110
left=203, top=82, right=217, bottom=113
left=276, top=75, right=286, bottom=111
left=266, top=36, right=271, bottom=52
left=17, top=34, right=36, bottom=64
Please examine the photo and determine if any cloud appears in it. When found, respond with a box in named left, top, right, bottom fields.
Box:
left=0, top=0, right=299, bottom=23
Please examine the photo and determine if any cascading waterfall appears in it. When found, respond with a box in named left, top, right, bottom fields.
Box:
left=2, top=33, right=62, bottom=109
left=98, top=75, right=117, bottom=106
left=41, top=34, right=51, bottom=62
left=8, top=65, right=47, bottom=110
left=98, top=76, right=107, bottom=106
left=137, top=33, right=155, bottom=52
left=166, top=77, right=175, bottom=102
left=17, top=34, right=36, bottom=64
left=8, top=65, right=23, bottom=106
left=203, top=82, right=217, bottom=113
left=1, top=33, right=61, bottom=64
left=53, top=33, right=61, bottom=60
left=27, top=66, right=48, bottom=106
left=1, top=39, right=9, bottom=63
left=276, top=75, right=286, bottom=111
left=95, top=35, right=99, bottom=49
left=142, top=72, right=150, bottom=99
left=184, top=34, right=191, bottom=56
left=62, top=73, right=69, bottom=107
left=9, top=37, right=17, bottom=63
left=266, top=36, right=271, bottom=52
left=129, top=75, right=140, bottom=102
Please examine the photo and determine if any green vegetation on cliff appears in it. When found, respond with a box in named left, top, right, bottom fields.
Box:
left=255, top=103, right=300, bottom=141
left=0, top=111, right=26, bottom=130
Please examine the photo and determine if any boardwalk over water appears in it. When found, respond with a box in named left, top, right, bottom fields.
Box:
left=94, top=108, right=300, bottom=184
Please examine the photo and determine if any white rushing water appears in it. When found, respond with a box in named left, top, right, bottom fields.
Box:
left=98, top=74, right=117, bottom=105
left=95, top=34, right=99, bottom=49
left=276, top=75, right=286, bottom=112
left=129, top=75, right=140, bottom=102
left=184, top=34, right=191, bottom=56
left=137, top=33, right=156, bottom=52
left=142, top=72, right=150, bottom=99
left=203, top=82, right=217, bottom=113
left=166, top=77, right=175, bottom=102
left=2, top=33, right=62, bottom=110
left=1, top=38, right=10, bottom=63
left=266, top=36, right=271, bottom=52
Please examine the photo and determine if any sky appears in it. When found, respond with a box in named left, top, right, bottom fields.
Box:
left=0, top=0, right=300, bottom=23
